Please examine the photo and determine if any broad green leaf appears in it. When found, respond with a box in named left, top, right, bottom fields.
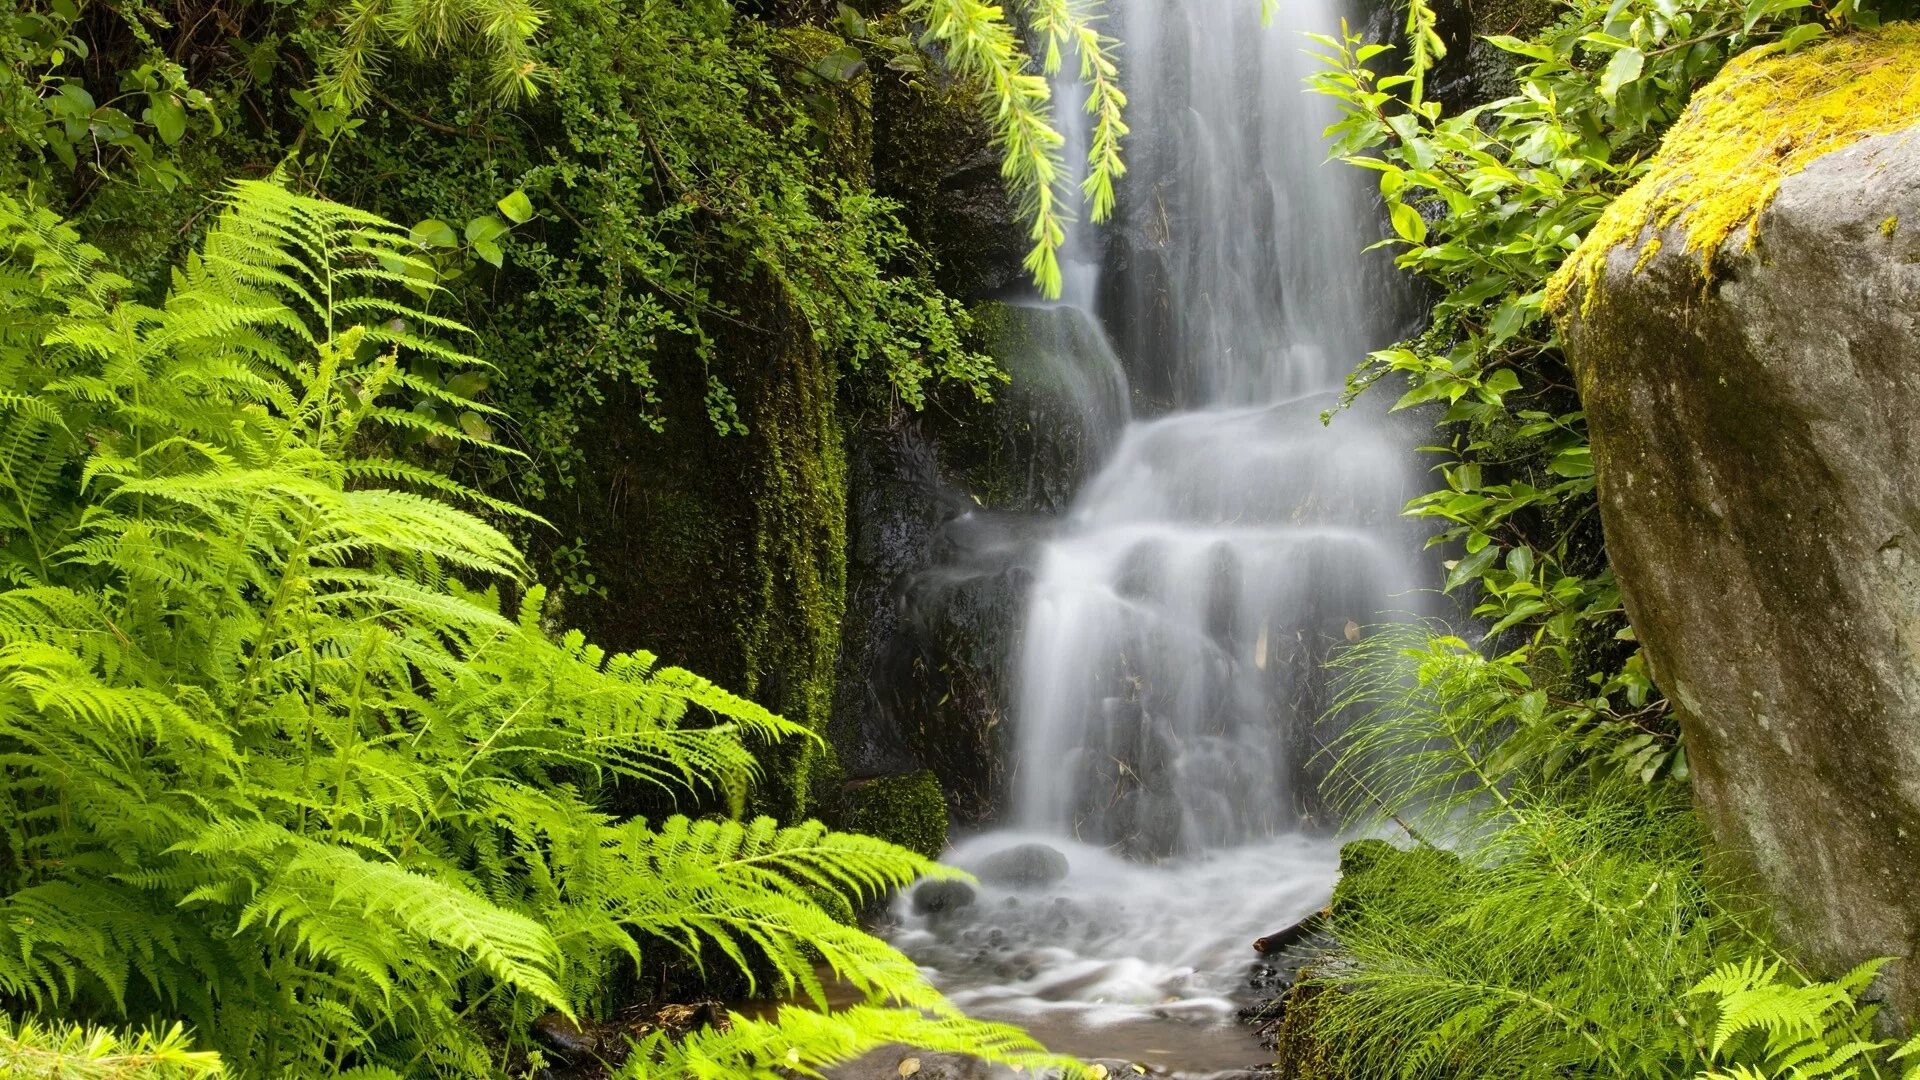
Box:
left=410, top=219, right=458, bottom=249
left=1445, top=544, right=1500, bottom=593
left=464, top=215, right=510, bottom=244
left=1598, top=47, right=1644, bottom=102
left=496, top=190, right=534, bottom=224
left=146, top=94, right=186, bottom=145
left=1390, top=201, right=1428, bottom=243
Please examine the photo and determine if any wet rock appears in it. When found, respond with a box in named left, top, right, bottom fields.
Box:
left=530, top=1012, right=597, bottom=1062
left=911, top=879, right=977, bottom=916
left=828, top=1049, right=991, bottom=1080
left=975, top=843, right=1069, bottom=889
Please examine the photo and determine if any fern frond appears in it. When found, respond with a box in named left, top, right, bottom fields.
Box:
left=622, top=1003, right=1075, bottom=1080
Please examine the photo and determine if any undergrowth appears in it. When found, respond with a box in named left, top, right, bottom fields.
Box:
left=0, top=180, right=1081, bottom=1078
left=1317, top=628, right=1920, bottom=1079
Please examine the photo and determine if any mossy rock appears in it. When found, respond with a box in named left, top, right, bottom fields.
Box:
left=842, top=770, right=949, bottom=858
left=1554, top=25, right=1920, bottom=1023
left=1330, top=839, right=1463, bottom=920
left=1550, top=23, right=1920, bottom=314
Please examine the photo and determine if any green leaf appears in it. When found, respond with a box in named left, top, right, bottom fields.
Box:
left=410, top=219, right=458, bottom=249
left=464, top=215, right=509, bottom=244
left=1744, top=0, right=1812, bottom=30
left=146, top=94, right=186, bottom=145
left=813, top=46, right=868, bottom=83
left=835, top=2, right=869, bottom=39
left=1445, top=544, right=1500, bottom=593
left=496, top=190, right=534, bottom=225
left=1599, top=47, right=1644, bottom=102
left=1390, top=201, right=1428, bottom=243
left=457, top=411, right=496, bottom=441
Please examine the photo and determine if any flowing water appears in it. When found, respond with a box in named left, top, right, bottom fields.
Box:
left=881, top=0, right=1431, bottom=1073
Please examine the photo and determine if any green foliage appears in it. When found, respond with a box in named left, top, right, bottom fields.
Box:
left=324, top=0, right=1005, bottom=484
left=1315, top=627, right=1920, bottom=1080
left=1, top=0, right=1126, bottom=487
left=0, top=2, right=219, bottom=195
left=1310, top=0, right=1902, bottom=782
left=0, top=180, right=1064, bottom=1078
left=1314, top=626, right=1740, bottom=1078
left=310, top=0, right=546, bottom=108
left=1690, top=958, right=1920, bottom=1080
left=0, top=1016, right=223, bottom=1079
left=623, top=1003, right=1078, bottom=1079
left=901, top=0, right=1127, bottom=298
left=1303, top=7, right=1920, bottom=1076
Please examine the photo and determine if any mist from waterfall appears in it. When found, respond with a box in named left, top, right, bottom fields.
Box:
left=888, top=0, right=1433, bottom=1070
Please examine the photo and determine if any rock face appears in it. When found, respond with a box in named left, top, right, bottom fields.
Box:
left=1557, top=42, right=1920, bottom=1018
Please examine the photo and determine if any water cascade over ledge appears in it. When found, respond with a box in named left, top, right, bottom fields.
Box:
left=885, top=0, right=1434, bottom=1071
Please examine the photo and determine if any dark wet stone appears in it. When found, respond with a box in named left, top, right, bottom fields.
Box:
left=975, top=843, right=1069, bottom=889
left=911, top=879, right=977, bottom=915
left=530, top=1012, right=596, bottom=1061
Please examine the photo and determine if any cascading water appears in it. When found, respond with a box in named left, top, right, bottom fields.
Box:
left=883, top=0, right=1432, bottom=1072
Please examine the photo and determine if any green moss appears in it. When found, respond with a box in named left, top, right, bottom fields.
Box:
left=1471, top=0, right=1559, bottom=35
left=730, top=289, right=851, bottom=824
left=775, top=27, right=875, bottom=185
left=1330, top=839, right=1463, bottom=919
left=1550, top=23, right=1920, bottom=313
left=843, top=770, right=949, bottom=858
left=1884, top=214, right=1901, bottom=237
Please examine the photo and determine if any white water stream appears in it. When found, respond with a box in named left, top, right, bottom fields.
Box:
left=886, top=0, right=1431, bottom=1072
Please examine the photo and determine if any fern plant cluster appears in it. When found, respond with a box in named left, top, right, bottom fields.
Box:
left=0, top=180, right=1080, bottom=1078
left=1309, top=627, right=1920, bottom=1080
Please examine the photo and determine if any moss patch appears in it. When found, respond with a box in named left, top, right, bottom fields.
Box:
left=842, top=770, right=949, bottom=858
left=1549, top=23, right=1920, bottom=313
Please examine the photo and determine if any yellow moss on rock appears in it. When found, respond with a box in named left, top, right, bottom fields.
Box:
left=1548, top=23, right=1920, bottom=314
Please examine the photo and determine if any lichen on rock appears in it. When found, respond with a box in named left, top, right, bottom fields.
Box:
left=1549, top=23, right=1920, bottom=313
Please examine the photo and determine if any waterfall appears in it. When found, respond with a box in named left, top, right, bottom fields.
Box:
left=1009, top=0, right=1419, bottom=853
left=888, top=0, right=1431, bottom=1069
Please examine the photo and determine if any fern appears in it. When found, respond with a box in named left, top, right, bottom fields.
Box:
left=0, top=1016, right=222, bottom=1079
left=624, top=1004, right=1078, bottom=1079
left=0, top=181, right=1064, bottom=1077
left=1691, top=958, right=1904, bottom=1080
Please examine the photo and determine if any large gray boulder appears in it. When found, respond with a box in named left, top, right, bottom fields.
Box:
left=1560, top=116, right=1920, bottom=1016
